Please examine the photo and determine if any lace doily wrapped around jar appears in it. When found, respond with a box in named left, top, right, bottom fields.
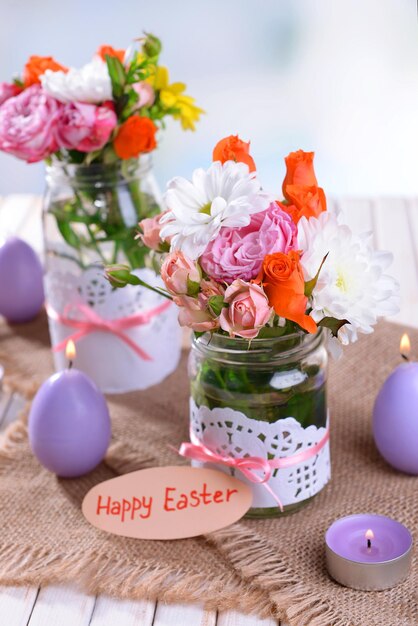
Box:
left=45, top=266, right=181, bottom=393
left=190, top=399, right=331, bottom=509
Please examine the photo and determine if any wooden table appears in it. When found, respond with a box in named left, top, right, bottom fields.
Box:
left=0, top=195, right=414, bottom=626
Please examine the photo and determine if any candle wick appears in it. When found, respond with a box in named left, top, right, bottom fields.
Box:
left=367, top=538, right=372, bottom=549
left=68, top=361, right=73, bottom=370
left=401, top=353, right=410, bottom=362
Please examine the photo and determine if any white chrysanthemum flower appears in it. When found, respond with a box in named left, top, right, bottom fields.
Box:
left=160, top=161, right=272, bottom=259
left=40, top=58, right=112, bottom=104
left=298, top=211, right=399, bottom=344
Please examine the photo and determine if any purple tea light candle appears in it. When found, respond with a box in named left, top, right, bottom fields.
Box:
left=373, top=333, right=418, bottom=474
left=325, top=514, right=412, bottom=590
left=28, top=340, right=111, bottom=477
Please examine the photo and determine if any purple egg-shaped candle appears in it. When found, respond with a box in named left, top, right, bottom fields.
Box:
left=373, top=333, right=418, bottom=475
left=28, top=340, right=111, bottom=477
left=0, top=237, right=44, bottom=323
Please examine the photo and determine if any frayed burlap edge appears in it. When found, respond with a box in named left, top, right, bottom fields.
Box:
left=209, top=525, right=355, bottom=626
left=0, top=415, right=277, bottom=620
left=0, top=353, right=351, bottom=625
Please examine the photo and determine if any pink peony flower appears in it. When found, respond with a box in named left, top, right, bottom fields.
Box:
left=138, top=211, right=168, bottom=251
left=176, top=295, right=219, bottom=332
left=133, top=82, right=155, bottom=108
left=201, top=202, right=297, bottom=283
left=55, top=101, right=117, bottom=152
left=161, top=250, right=200, bottom=296
left=0, top=85, right=61, bottom=162
left=220, top=279, right=272, bottom=339
left=0, top=82, right=22, bottom=106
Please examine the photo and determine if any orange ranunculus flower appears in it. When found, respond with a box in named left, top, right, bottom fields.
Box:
left=213, top=135, right=256, bottom=172
left=113, top=115, right=157, bottom=159
left=279, top=185, right=327, bottom=224
left=261, top=251, right=317, bottom=334
left=23, top=56, right=68, bottom=88
left=282, top=149, right=318, bottom=198
left=97, top=45, right=125, bottom=63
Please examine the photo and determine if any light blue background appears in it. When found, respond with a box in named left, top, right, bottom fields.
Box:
left=0, top=0, right=417, bottom=197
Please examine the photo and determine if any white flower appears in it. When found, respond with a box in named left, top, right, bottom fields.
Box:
left=298, top=211, right=399, bottom=344
left=160, top=161, right=272, bottom=259
left=40, top=58, right=112, bottom=104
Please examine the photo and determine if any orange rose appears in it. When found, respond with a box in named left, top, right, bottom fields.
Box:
left=213, top=135, right=256, bottom=172
left=97, top=45, right=125, bottom=63
left=261, top=251, right=317, bottom=334
left=23, top=56, right=68, bottom=88
left=282, top=150, right=317, bottom=197
left=113, top=115, right=157, bottom=159
left=279, top=185, right=327, bottom=224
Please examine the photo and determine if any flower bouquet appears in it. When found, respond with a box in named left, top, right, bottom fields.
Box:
left=0, top=34, right=203, bottom=392
left=109, top=135, right=399, bottom=516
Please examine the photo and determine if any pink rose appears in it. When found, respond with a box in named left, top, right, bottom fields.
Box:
left=161, top=250, right=200, bottom=296
left=177, top=295, right=219, bottom=332
left=220, top=279, right=272, bottom=339
left=0, top=82, right=22, bottom=106
left=200, top=278, right=224, bottom=299
left=201, top=202, right=297, bottom=283
left=133, top=82, right=155, bottom=108
left=55, top=102, right=117, bottom=152
left=138, top=211, right=169, bottom=251
left=0, top=85, right=61, bottom=162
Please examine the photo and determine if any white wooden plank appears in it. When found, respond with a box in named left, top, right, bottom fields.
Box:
left=90, top=596, right=155, bottom=626
left=334, top=197, right=375, bottom=238
left=0, top=390, right=12, bottom=430
left=0, top=393, right=26, bottom=432
left=153, top=602, right=216, bottom=626
left=372, top=197, right=418, bottom=327
left=16, top=196, right=43, bottom=255
left=217, top=610, right=278, bottom=626
left=404, top=197, right=418, bottom=330
left=27, top=586, right=95, bottom=626
left=0, top=195, right=37, bottom=239
left=0, top=586, right=38, bottom=626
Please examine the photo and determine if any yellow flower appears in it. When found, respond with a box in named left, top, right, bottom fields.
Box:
left=149, top=66, right=204, bottom=131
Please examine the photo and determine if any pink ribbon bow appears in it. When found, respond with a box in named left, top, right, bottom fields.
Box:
left=46, top=299, right=172, bottom=361
left=179, top=427, right=330, bottom=511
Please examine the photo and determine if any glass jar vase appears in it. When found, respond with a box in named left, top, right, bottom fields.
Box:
left=188, top=330, right=330, bottom=518
left=43, top=156, right=181, bottom=393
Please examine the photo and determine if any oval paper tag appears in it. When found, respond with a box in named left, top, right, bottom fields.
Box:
left=82, top=466, right=253, bottom=540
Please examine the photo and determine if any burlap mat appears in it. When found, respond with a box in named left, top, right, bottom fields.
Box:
left=0, top=314, right=416, bottom=626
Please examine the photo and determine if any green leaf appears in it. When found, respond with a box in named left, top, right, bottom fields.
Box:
left=208, top=295, right=226, bottom=316
left=105, top=54, right=126, bottom=99
left=317, top=316, right=350, bottom=338
left=256, top=325, right=289, bottom=339
left=305, top=252, right=329, bottom=297
left=187, top=277, right=200, bottom=297
left=56, top=218, right=81, bottom=249
left=66, top=149, right=85, bottom=164
left=115, top=93, right=130, bottom=118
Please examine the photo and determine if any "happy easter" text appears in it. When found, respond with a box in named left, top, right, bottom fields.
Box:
left=95, top=483, right=239, bottom=521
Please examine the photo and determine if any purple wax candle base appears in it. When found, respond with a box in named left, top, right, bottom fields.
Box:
left=373, top=362, right=418, bottom=475
left=0, top=237, right=44, bottom=323
left=28, top=368, right=111, bottom=477
left=325, top=514, right=412, bottom=591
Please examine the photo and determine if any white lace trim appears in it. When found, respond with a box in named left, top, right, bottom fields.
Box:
left=190, top=398, right=330, bottom=508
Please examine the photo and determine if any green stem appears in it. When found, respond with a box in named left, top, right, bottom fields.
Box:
left=128, top=179, right=146, bottom=219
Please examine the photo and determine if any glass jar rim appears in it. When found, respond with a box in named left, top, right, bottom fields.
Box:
left=192, top=328, right=326, bottom=363
left=45, top=154, right=152, bottom=188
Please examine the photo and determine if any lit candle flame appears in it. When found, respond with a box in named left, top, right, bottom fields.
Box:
left=400, top=334, right=411, bottom=360
left=365, top=529, right=374, bottom=541
left=65, top=339, right=76, bottom=362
